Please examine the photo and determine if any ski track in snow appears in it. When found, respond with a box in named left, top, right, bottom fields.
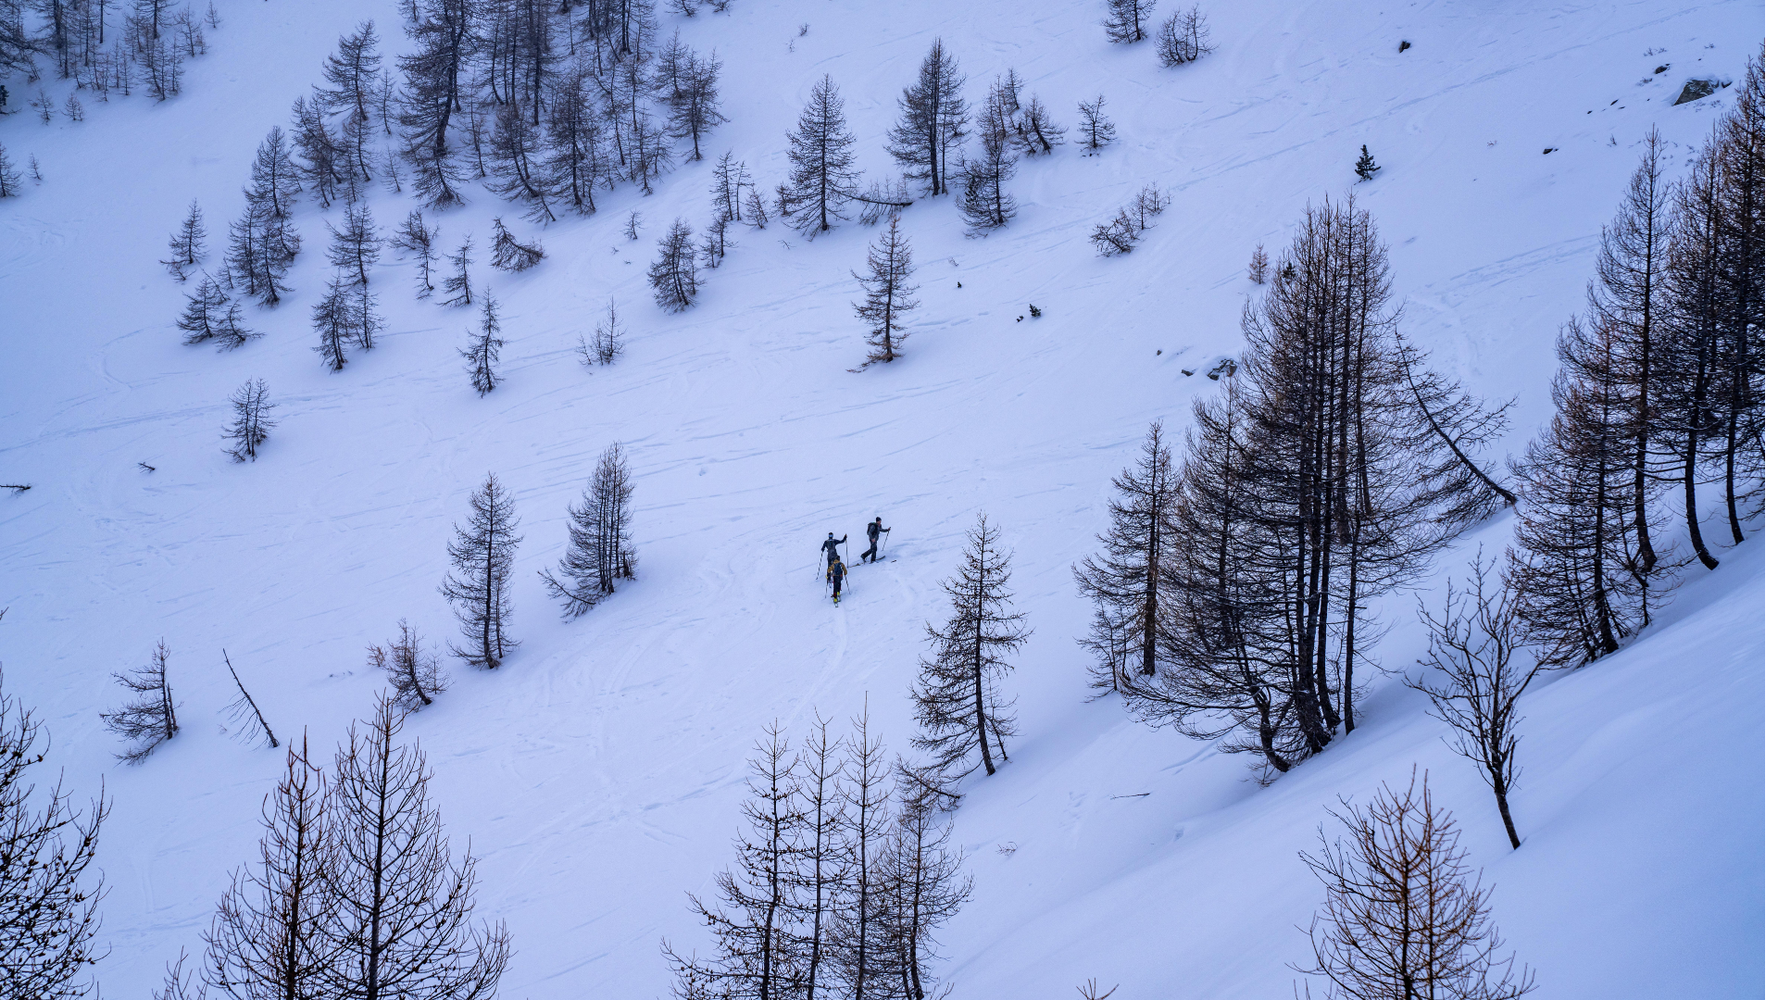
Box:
left=0, top=0, right=1763, bottom=995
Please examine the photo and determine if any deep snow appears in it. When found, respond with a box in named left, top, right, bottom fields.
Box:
left=0, top=0, right=1765, bottom=996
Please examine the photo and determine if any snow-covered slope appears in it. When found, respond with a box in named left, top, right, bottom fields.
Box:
left=0, top=0, right=1763, bottom=996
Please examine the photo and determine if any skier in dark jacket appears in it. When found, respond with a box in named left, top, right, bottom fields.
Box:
left=820, top=532, right=846, bottom=568
left=828, top=558, right=847, bottom=603
left=862, top=517, right=890, bottom=563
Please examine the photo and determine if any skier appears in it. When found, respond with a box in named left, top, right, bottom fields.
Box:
left=828, top=558, right=847, bottom=604
left=820, top=532, right=847, bottom=568
left=862, top=517, right=891, bottom=563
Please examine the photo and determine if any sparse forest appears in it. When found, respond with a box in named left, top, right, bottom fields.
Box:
left=0, top=4, right=1761, bottom=999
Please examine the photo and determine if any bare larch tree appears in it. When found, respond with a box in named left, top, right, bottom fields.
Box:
left=784, top=74, right=859, bottom=236
left=462, top=292, right=505, bottom=396
left=441, top=472, right=522, bottom=667
left=322, top=697, right=511, bottom=1000
left=912, top=514, right=1029, bottom=788
left=1409, top=555, right=1538, bottom=849
left=368, top=620, right=446, bottom=710
left=540, top=442, right=638, bottom=617
left=101, top=639, right=179, bottom=762
left=1296, top=770, right=1535, bottom=1000
left=666, top=721, right=805, bottom=999
left=223, top=378, right=276, bottom=462
left=1074, top=421, right=1182, bottom=693
left=0, top=676, right=108, bottom=1000
left=851, top=215, right=919, bottom=369
left=885, top=38, right=969, bottom=198
left=649, top=218, right=699, bottom=311
left=1103, top=0, right=1157, bottom=43
left=204, top=734, right=336, bottom=1000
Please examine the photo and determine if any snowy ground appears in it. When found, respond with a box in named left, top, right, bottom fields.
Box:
left=0, top=0, right=1765, bottom=996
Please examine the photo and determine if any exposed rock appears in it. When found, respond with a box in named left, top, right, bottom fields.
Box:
left=1675, top=78, right=1720, bottom=105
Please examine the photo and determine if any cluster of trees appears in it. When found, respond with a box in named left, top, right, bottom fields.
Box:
left=187, top=697, right=509, bottom=1000
left=393, top=1, right=728, bottom=215
left=0, top=670, right=508, bottom=1000
left=102, top=641, right=292, bottom=764
left=665, top=708, right=971, bottom=1000
left=1511, top=57, right=1763, bottom=664
left=768, top=42, right=1117, bottom=250
left=1104, top=0, right=1213, bottom=69
left=1071, top=58, right=1763, bottom=894
left=164, top=199, right=260, bottom=351
left=2, top=0, right=220, bottom=103
left=666, top=514, right=1033, bottom=996
left=1088, top=182, right=1169, bottom=255
left=442, top=446, right=637, bottom=667
left=1078, top=197, right=1517, bottom=777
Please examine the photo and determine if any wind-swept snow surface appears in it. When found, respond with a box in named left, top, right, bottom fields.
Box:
left=0, top=0, right=1762, bottom=996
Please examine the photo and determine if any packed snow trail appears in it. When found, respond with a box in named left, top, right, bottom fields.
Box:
left=0, top=0, right=1762, bottom=996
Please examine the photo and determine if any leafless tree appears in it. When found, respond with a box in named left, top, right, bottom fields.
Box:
left=956, top=77, right=1017, bottom=235
left=164, top=199, right=207, bottom=279
left=784, top=74, right=860, bottom=236
left=577, top=297, right=624, bottom=367
left=833, top=700, right=895, bottom=998
left=1078, top=980, right=1119, bottom=1000
left=1089, top=211, right=1139, bottom=256
left=791, top=713, right=845, bottom=996
left=442, top=236, right=474, bottom=307
left=1590, top=129, right=1670, bottom=578
left=222, top=650, right=278, bottom=748
left=649, top=218, right=699, bottom=311
left=1508, top=310, right=1658, bottom=665
left=389, top=209, right=439, bottom=297
left=204, top=734, right=336, bottom=1000
left=223, top=378, right=276, bottom=462
left=874, top=792, right=971, bottom=1000
left=1103, top=0, right=1156, bottom=43
left=1712, top=55, right=1763, bottom=545
left=665, top=721, right=804, bottom=998
left=322, top=697, right=510, bottom=1000
left=0, top=675, right=108, bottom=1000
left=1408, top=556, right=1538, bottom=849
left=912, top=515, right=1028, bottom=787
left=851, top=215, right=920, bottom=369
left=1296, top=770, right=1535, bottom=1000
left=461, top=292, right=505, bottom=396
left=154, top=950, right=203, bottom=1000
left=1248, top=244, right=1268, bottom=284
left=541, top=442, right=638, bottom=617
left=101, top=639, right=179, bottom=762
left=327, top=203, right=381, bottom=284
left=886, top=38, right=971, bottom=197
left=1390, top=331, right=1517, bottom=517
left=1155, top=6, right=1212, bottom=66
left=1075, top=422, right=1182, bottom=693
left=441, top=472, right=522, bottom=667
left=368, top=620, right=445, bottom=710
left=1075, top=95, right=1117, bottom=153
left=489, top=217, right=545, bottom=270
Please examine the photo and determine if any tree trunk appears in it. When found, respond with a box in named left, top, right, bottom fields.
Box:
left=1492, top=769, right=1522, bottom=850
